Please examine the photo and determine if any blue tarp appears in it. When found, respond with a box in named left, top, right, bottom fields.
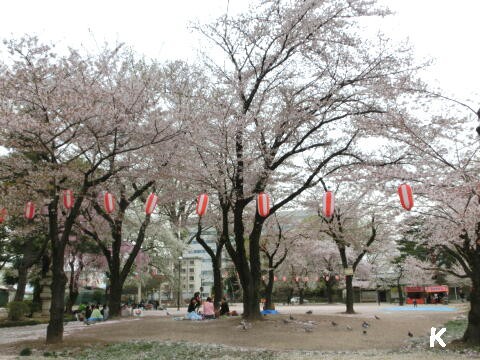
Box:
left=261, top=309, right=279, bottom=315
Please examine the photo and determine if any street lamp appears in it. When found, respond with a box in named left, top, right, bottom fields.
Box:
left=177, top=256, right=183, bottom=311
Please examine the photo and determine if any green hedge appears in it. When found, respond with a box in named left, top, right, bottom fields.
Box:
left=7, top=301, right=29, bottom=321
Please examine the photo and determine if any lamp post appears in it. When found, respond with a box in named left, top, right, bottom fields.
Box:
left=177, top=256, right=183, bottom=311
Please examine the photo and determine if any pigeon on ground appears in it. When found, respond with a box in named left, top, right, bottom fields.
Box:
left=331, top=321, right=338, bottom=326
left=282, top=319, right=290, bottom=324
left=306, top=310, right=313, bottom=314
left=408, top=331, right=413, bottom=337
left=374, top=315, right=380, bottom=320
left=166, top=311, right=170, bottom=316
left=289, top=314, right=295, bottom=320
left=362, top=321, right=369, bottom=328
left=346, top=325, right=353, bottom=331
left=363, top=330, right=367, bottom=335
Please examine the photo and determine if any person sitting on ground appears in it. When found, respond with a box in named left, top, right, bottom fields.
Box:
left=203, top=297, right=215, bottom=320
left=186, top=298, right=202, bottom=320
left=85, top=305, right=92, bottom=320
left=220, top=297, right=230, bottom=316
left=85, top=305, right=103, bottom=324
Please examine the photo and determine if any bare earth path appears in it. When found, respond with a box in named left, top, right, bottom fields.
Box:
left=0, top=303, right=474, bottom=359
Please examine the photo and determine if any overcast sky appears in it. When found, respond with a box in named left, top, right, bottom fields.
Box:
left=0, top=0, right=477, bottom=105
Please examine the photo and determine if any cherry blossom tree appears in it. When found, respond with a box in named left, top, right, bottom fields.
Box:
left=193, top=0, right=421, bottom=319
left=0, top=37, right=180, bottom=343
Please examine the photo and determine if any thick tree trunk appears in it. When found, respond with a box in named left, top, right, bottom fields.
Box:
left=108, top=277, right=124, bottom=317
left=299, top=287, right=305, bottom=305
left=46, top=240, right=67, bottom=344
left=66, top=290, right=78, bottom=314
left=345, top=275, right=355, bottom=314
left=463, top=280, right=480, bottom=345
left=14, top=265, right=28, bottom=302
left=212, top=256, right=223, bottom=310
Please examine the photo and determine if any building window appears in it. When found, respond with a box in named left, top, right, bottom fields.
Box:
left=189, top=268, right=194, bottom=273
left=189, top=276, right=194, bottom=281
left=189, top=284, right=194, bottom=289
left=190, top=260, right=194, bottom=265
left=181, top=268, right=186, bottom=273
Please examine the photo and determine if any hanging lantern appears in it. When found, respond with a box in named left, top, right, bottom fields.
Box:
left=325, top=276, right=330, bottom=282
left=274, top=276, right=278, bottom=281
left=295, top=276, right=299, bottom=282
left=304, top=276, right=309, bottom=282
left=145, top=193, right=158, bottom=215
left=262, top=275, right=266, bottom=281
left=335, top=275, right=340, bottom=281
left=282, top=276, right=287, bottom=282
left=398, top=183, right=414, bottom=211
left=24, top=201, right=35, bottom=219
left=257, top=192, right=270, bottom=217
left=63, top=190, right=74, bottom=209
left=315, top=276, right=320, bottom=282
left=103, top=192, right=115, bottom=214
left=322, top=191, right=335, bottom=218
left=196, top=193, right=209, bottom=217
left=0, top=208, right=7, bottom=223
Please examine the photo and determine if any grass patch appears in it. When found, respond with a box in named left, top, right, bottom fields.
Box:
left=75, top=341, right=277, bottom=360
left=0, top=319, right=45, bottom=328
left=19, top=347, right=32, bottom=356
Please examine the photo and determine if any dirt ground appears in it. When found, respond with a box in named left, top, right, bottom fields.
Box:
left=0, top=303, right=468, bottom=357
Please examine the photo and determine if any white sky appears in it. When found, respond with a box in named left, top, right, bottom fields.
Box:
left=0, top=0, right=478, bottom=103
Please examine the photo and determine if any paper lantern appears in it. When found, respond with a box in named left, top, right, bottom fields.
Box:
left=325, top=276, right=330, bottom=282
left=257, top=192, right=270, bottom=217
left=104, top=192, right=115, bottom=213
left=274, top=276, right=278, bottom=281
left=304, top=277, right=309, bottom=282
left=63, top=189, right=74, bottom=209
left=322, top=191, right=335, bottom=218
left=262, top=275, right=265, bottom=281
left=295, top=276, right=299, bottom=282
left=398, top=183, right=414, bottom=211
left=24, top=201, right=35, bottom=219
left=0, top=208, right=7, bottom=223
left=145, top=193, right=158, bottom=215
left=196, top=193, right=209, bottom=217
left=40, top=205, right=49, bottom=216
left=335, top=275, right=340, bottom=281
left=282, top=276, right=287, bottom=282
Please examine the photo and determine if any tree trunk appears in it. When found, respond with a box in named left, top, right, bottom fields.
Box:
left=242, top=283, right=261, bottom=319
left=345, top=275, right=354, bottom=314
left=264, top=270, right=275, bottom=310
left=46, top=239, right=67, bottom=344
left=463, top=279, right=480, bottom=345
left=212, top=255, right=223, bottom=310
left=397, top=279, right=404, bottom=306
left=66, top=290, right=78, bottom=314
left=299, top=287, right=305, bottom=305
left=326, top=280, right=333, bottom=304
left=14, top=265, right=28, bottom=302
left=108, top=277, right=124, bottom=317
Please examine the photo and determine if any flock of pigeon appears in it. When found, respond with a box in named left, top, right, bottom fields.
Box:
left=238, top=311, right=415, bottom=338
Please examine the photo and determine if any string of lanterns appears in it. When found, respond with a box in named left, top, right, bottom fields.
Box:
left=0, top=183, right=414, bottom=222
left=260, top=274, right=343, bottom=282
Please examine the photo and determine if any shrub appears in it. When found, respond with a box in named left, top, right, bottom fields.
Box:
left=7, top=301, right=30, bottom=321
left=19, top=347, right=32, bottom=356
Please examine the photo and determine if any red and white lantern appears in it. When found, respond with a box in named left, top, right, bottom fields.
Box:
left=24, top=201, right=35, bottom=219
left=0, top=208, right=7, bottom=223
left=335, top=275, right=340, bottom=281
left=145, top=193, right=158, bottom=215
left=304, top=277, right=309, bottom=282
left=257, top=192, right=270, bottom=217
left=196, top=193, right=209, bottom=217
left=63, top=189, right=74, bottom=209
left=398, top=183, right=414, bottom=211
left=274, top=276, right=278, bottom=281
left=325, top=276, right=330, bottom=282
left=282, top=276, right=287, bottom=282
left=103, top=192, right=115, bottom=214
left=322, top=191, right=335, bottom=218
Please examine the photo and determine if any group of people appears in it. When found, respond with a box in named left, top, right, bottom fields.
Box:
left=76, top=303, right=109, bottom=324
left=186, top=292, right=232, bottom=320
